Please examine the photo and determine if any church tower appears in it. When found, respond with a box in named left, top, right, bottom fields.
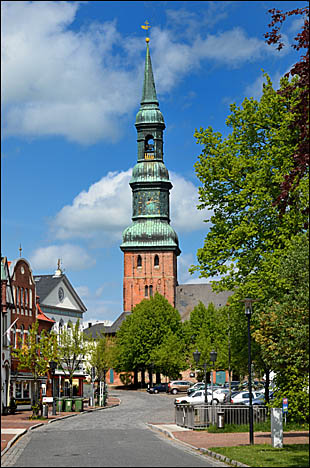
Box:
left=120, top=37, right=180, bottom=312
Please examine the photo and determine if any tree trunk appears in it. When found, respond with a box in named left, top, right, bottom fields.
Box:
left=156, top=372, right=161, bottom=384
left=134, top=369, right=138, bottom=386
left=69, top=377, right=73, bottom=398
left=141, top=369, right=145, bottom=387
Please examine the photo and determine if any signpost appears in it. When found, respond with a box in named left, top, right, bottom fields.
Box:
left=282, top=397, right=288, bottom=426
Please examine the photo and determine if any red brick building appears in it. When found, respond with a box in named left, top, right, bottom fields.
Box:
left=9, top=258, right=55, bottom=408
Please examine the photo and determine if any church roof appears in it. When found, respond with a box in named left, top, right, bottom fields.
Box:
left=135, top=41, right=164, bottom=127
left=176, top=284, right=234, bottom=321
left=121, top=219, right=180, bottom=254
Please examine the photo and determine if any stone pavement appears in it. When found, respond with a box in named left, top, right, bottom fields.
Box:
left=2, top=398, right=308, bottom=467
left=1, top=396, right=120, bottom=456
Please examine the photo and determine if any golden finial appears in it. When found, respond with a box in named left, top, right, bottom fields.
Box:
left=19, top=244, right=22, bottom=257
left=141, top=20, right=151, bottom=43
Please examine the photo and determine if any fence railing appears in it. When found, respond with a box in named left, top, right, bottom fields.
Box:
left=175, top=404, right=268, bottom=429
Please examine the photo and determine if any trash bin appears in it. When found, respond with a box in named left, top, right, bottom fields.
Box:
left=74, top=398, right=83, bottom=412
left=42, top=404, right=48, bottom=418
left=64, top=398, right=73, bottom=412
left=217, top=410, right=225, bottom=429
left=55, top=398, right=64, bottom=412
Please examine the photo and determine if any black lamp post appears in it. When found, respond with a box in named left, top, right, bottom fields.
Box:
left=49, top=361, right=57, bottom=416
left=241, top=298, right=256, bottom=445
left=210, top=350, right=217, bottom=405
left=193, top=349, right=209, bottom=406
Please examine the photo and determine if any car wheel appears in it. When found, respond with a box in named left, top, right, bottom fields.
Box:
left=154, top=389, right=159, bottom=394
left=212, top=399, right=219, bottom=405
left=172, top=389, right=178, bottom=395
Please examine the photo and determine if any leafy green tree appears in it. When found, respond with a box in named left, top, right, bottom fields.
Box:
left=115, top=293, right=183, bottom=382
left=150, top=330, right=187, bottom=379
left=11, top=320, right=58, bottom=412
left=87, top=333, right=116, bottom=402
left=58, top=319, right=89, bottom=397
left=253, top=233, right=309, bottom=420
left=190, top=74, right=308, bottom=295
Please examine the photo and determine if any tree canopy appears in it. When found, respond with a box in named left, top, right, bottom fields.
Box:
left=115, top=293, right=184, bottom=378
left=190, top=73, right=308, bottom=297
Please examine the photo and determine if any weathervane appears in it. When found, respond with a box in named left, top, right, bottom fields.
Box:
left=141, top=20, right=151, bottom=43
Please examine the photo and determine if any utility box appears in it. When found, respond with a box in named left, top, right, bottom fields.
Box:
left=271, top=408, right=283, bottom=448
left=42, top=404, right=48, bottom=418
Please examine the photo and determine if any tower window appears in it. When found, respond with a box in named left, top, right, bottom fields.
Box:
left=145, top=285, right=148, bottom=297
left=137, top=255, right=142, bottom=268
left=154, top=255, right=159, bottom=267
left=149, top=285, right=153, bottom=297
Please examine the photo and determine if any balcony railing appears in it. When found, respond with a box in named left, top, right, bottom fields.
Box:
left=175, top=404, right=268, bottom=429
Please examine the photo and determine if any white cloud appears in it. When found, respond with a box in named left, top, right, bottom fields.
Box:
left=170, top=172, right=210, bottom=232
left=30, top=243, right=96, bottom=271
left=51, top=169, right=132, bottom=241
left=50, top=168, right=209, bottom=244
left=2, top=1, right=285, bottom=145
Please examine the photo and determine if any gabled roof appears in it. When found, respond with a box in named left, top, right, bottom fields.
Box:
left=1, top=256, right=15, bottom=307
left=83, top=311, right=131, bottom=339
left=176, top=283, right=234, bottom=321
left=37, top=302, right=55, bottom=323
left=33, top=274, right=87, bottom=312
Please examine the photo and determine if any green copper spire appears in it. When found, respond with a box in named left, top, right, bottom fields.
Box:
left=121, top=37, right=180, bottom=256
left=141, top=42, right=158, bottom=106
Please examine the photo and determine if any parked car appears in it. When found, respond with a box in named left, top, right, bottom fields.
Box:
left=239, top=391, right=275, bottom=406
left=223, top=381, right=240, bottom=389
left=187, top=382, right=205, bottom=396
left=211, top=388, right=229, bottom=404
left=230, top=390, right=264, bottom=404
left=167, top=380, right=193, bottom=395
left=175, top=389, right=213, bottom=405
left=223, top=391, right=240, bottom=403
left=147, top=383, right=168, bottom=394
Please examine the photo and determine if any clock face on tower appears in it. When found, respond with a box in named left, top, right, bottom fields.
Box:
left=58, top=287, right=64, bottom=302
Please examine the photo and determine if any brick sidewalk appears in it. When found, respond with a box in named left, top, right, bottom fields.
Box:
left=1, top=397, right=120, bottom=454
left=171, top=428, right=310, bottom=448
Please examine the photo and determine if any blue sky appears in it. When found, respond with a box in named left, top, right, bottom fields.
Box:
left=1, top=1, right=306, bottom=325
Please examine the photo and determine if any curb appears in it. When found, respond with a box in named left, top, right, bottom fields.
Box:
left=1, top=401, right=121, bottom=457
left=147, top=424, right=249, bottom=467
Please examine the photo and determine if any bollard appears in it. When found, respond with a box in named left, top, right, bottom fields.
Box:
left=271, top=408, right=283, bottom=448
left=217, top=410, right=225, bottom=429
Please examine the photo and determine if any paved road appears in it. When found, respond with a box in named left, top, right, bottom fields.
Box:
left=2, top=390, right=228, bottom=467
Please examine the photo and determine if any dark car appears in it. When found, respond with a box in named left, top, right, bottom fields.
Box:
left=147, top=383, right=168, bottom=394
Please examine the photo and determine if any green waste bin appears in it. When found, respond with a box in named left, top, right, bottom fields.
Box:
left=64, top=398, right=73, bottom=412
left=55, top=398, right=64, bottom=412
left=74, top=398, right=83, bottom=412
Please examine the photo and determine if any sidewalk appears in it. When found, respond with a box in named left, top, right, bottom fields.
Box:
left=1, top=396, right=120, bottom=456
left=149, top=423, right=309, bottom=466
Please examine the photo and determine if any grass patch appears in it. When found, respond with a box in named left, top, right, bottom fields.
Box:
left=209, top=444, right=309, bottom=467
left=197, top=420, right=309, bottom=433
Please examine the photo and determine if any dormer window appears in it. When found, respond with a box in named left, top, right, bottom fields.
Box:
left=154, top=255, right=159, bottom=267
left=137, top=255, right=142, bottom=268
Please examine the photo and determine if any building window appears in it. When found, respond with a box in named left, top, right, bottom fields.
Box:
left=145, top=285, right=148, bottom=297
left=20, top=324, right=24, bottom=347
left=3, top=313, right=8, bottom=347
left=15, top=382, right=22, bottom=399
left=12, top=325, right=17, bottom=348
left=149, top=285, right=153, bottom=297
left=145, top=135, right=154, bottom=152
left=16, top=287, right=19, bottom=306
left=137, top=255, right=142, bottom=268
left=154, top=255, right=159, bottom=267
left=27, top=326, right=32, bottom=345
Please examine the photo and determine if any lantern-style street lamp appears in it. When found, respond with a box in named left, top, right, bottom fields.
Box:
left=49, top=361, right=57, bottom=416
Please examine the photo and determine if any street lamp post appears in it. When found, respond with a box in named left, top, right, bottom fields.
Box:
left=49, top=361, right=57, bottom=416
left=242, top=298, right=256, bottom=445
left=210, top=350, right=217, bottom=425
left=193, top=349, right=208, bottom=426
